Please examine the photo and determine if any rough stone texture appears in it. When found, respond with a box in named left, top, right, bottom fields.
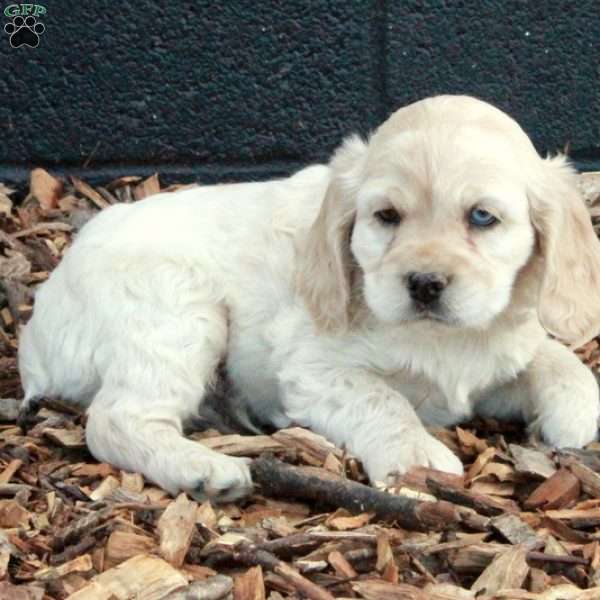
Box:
left=0, top=1, right=598, bottom=185
left=0, top=1, right=380, bottom=183
left=386, top=1, right=600, bottom=167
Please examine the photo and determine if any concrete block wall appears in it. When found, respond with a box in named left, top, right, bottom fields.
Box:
left=0, top=1, right=598, bottom=185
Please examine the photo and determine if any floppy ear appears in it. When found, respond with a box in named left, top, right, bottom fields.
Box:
left=297, top=135, right=368, bottom=333
left=530, top=155, right=600, bottom=346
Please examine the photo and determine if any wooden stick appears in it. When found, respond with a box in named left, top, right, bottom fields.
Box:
left=526, top=551, right=589, bottom=566
left=426, top=477, right=517, bottom=516
left=49, top=535, right=98, bottom=566
left=251, top=455, right=461, bottom=531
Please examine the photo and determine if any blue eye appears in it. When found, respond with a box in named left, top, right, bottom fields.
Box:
left=469, top=207, right=498, bottom=228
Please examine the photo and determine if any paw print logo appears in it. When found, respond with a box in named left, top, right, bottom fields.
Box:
left=4, top=15, right=45, bottom=48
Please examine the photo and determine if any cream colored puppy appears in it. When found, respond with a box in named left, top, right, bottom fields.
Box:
left=18, top=96, right=600, bottom=501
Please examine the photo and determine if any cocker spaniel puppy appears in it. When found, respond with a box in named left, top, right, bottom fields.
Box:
left=18, top=95, right=600, bottom=501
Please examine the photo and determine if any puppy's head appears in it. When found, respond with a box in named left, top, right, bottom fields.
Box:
left=299, top=95, right=600, bottom=344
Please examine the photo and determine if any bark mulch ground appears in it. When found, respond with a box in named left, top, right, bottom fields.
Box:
left=1, top=170, right=600, bottom=599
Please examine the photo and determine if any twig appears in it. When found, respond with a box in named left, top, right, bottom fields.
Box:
left=426, top=477, right=516, bottom=517
left=49, top=535, right=99, bottom=566
left=526, top=551, right=589, bottom=565
left=251, top=455, right=461, bottom=531
left=257, top=532, right=318, bottom=557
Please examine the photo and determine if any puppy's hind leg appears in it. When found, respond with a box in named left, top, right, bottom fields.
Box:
left=85, top=302, right=252, bottom=502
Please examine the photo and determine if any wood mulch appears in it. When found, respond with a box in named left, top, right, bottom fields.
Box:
left=1, top=170, right=600, bottom=599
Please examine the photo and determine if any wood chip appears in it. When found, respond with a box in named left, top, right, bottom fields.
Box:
left=528, top=566, right=549, bottom=593
left=423, top=583, right=474, bottom=599
left=0, top=458, right=22, bottom=483
left=325, top=509, right=371, bottom=531
left=471, top=546, right=529, bottom=596
left=197, top=500, right=218, bottom=530
left=580, top=171, right=600, bottom=204
left=104, top=530, right=155, bottom=569
left=234, top=566, right=265, bottom=600
left=545, top=508, right=600, bottom=521
left=327, top=550, right=357, bottom=579
left=565, top=458, right=600, bottom=497
left=70, top=176, right=111, bottom=209
left=448, top=542, right=507, bottom=574
left=510, top=444, right=556, bottom=479
left=66, top=554, right=188, bottom=599
left=352, top=580, right=427, bottom=600
left=43, top=426, right=86, bottom=448
left=0, top=548, right=10, bottom=579
left=163, top=575, right=234, bottom=600
left=120, top=470, right=144, bottom=493
left=34, top=554, right=92, bottom=581
left=133, top=173, right=161, bottom=201
left=375, top=532, right=395, bottom=574
left=198, top=434, right=285, bottom=456
left=322, top=452, right=344, bottom=475
left=89, top=475, right=120, bottom=501
left=469, top=480, right=515, bottom=497
left=476, top=461, right=518, bottom=482
left=272, top=427, right=343, bottom=465
left=0, top=582, right=44, bottom=600
left=158, top=492, right=198, bottom=567
left=456, top=427, right=488, bottom=455
left=273, top=560, right=334, bottom=600
left=0, top=398, right=20, bottom=421
left=30, top=168, right=63, bottom=210
left=71, top=463, right=114, bottom=478
left=465, top=446, right=496, bottom=483
left=0, top=498, right=31, bottom=528
left=524, top=467, right=581, bottom=509
left=491, top=513, right=538, bottom=545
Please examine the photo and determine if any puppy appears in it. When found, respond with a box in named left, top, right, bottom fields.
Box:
left=18, top=95, right=600, bottom=501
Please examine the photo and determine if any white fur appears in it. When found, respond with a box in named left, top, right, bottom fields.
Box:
left=19, top=96, right=600, bottom=499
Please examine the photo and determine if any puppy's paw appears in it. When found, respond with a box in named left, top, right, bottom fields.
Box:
left=150, top=447, right=253, bottom=503
left=533, top=402, right=599, bottom=449
left=187, top=455, right=253, bottom=503
left=365, top=428, right=463, bottom=485
left=17, top=395, right=43, bottom=432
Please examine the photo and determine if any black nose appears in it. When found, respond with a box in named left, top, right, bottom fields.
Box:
left=407, top=272, right=448, bottom=305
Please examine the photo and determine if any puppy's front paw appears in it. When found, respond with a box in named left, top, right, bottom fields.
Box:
left=17, top=395, right=43, bottom=432
left=533, top=401, right=599, bottom=449
left=364, top=428, right=463, bottom=485
left=185, top=454, right=253, bottom=503
left=149, top=447, right=253, bottom=503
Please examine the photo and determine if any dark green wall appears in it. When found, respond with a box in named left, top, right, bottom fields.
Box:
left=0, top=1, right=598, bottom=185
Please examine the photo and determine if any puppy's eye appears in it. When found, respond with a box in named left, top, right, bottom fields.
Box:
left=468, top=207, right=498, bottom=228
left=374, top=208, right=401, bottom=226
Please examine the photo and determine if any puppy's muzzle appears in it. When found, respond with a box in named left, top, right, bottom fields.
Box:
left=406, top=272, right=448, bottom=305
